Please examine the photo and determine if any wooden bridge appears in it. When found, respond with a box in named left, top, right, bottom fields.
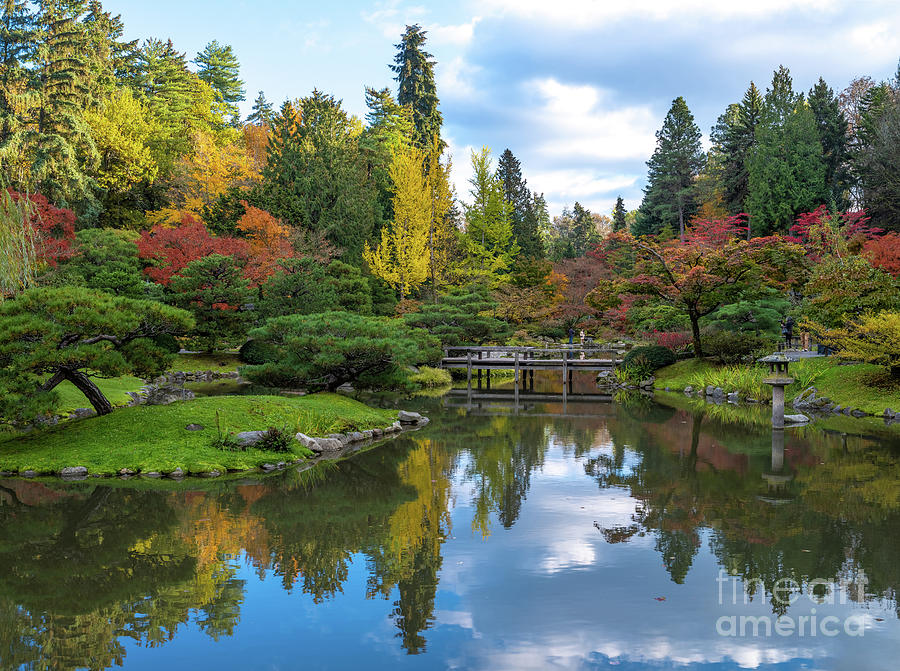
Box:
left=441, top=345, right=621, bottom=389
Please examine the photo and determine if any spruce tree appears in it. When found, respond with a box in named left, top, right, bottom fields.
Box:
left=637, top=96, right=704, bottom=238
left=391, top=24, right=442, bottom=150
left=747, top=66, right=827, bottom=235
left=194, top=40, right=245, bottom=124
left=612, top=196, right=627, bottom=232
left=808, top=77, right=851, bottom=210
left=464, top=146, right=518, bottom=281
left=858, top=97, right=900, bottom=232
left=496, top=148, right=543, bottom=258
left=710, top=82, right=763, bottom=217
left=0, top=0, right=35, bottom=179
left=246, top=90, right=273, bottom=125
left=571, top=202, right=595, bottom=256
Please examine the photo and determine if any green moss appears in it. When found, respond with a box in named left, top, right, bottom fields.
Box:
left=54, top=376, right=145, bottom=414
left=0, top=393, right=397, bottom=476
left=170, top=353, right=241, bottom=373
left=654, top=358, right=900, bottom=416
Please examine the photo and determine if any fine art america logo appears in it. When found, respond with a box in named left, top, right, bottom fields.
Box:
left=715, top=570, right=869, bottom=638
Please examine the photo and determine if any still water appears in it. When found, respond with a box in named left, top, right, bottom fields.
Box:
left=3, top=388, right=900, bottom=670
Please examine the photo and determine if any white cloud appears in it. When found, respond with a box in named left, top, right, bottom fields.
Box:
left=848, top=20, right=900, bottom=63
left=481, top=0, right=843, bottom=24
left=528, top=78, right=659, bottom=162
left=430, top=17, right=482, bottom=46
left=437, top=56, right=481, bottom=99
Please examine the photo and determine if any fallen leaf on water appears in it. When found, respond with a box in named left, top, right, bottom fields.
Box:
left=654, top=597, right=666, bottom=602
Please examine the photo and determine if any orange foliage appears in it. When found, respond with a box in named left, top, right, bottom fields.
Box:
left=235, top=201, right=294, bottom=283
left=863, top=232, right=900, bottom=277
left=243, top=124, right=270, bottom=173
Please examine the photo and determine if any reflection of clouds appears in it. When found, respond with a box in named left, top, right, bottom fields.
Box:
left=541, top=538, right=595, bottom=573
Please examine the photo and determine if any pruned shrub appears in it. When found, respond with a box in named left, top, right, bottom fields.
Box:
left=621, top=345, right=676, bottom=373
left=256, top=426, right=293, bottom=453
left=239, top=338, right=278, bottom=365
left=152, top=333, right=182, bottom=354
left=701, top=329, right=771, bottom=365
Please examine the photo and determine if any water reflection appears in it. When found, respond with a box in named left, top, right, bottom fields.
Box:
left=2, top=390, right=900, bottom=669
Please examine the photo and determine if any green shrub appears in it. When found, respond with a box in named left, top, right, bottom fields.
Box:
left=152, top=333, right=182, bottom=354
left=239, top=338, right=278, bottom=365
left=256, top=426, right=293, bottom=453
left=408, top=366, right=452, bottom=389
left=622, top=345, right=676, bottom=373
left=702, top=330, right=771, bottom=365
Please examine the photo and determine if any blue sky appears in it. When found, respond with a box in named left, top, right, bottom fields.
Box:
left=108, top=0, right=900, bottom=217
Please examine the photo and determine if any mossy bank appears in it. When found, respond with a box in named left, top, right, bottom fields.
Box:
left=0, top=393, right=398, bottom=477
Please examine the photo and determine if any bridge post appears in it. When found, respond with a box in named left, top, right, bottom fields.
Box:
left=466, top=352, right=472, bottom=390
left=514, top=351, right=520, bottom=384
left=477, top=350, right=482, bottom=387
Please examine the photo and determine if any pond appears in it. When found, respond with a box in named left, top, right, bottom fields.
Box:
left=3, top=383, right=900, bottom=669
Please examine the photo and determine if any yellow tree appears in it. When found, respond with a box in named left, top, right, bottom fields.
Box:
left=426, top=140, right=456, bottom=295
left=364, top=146, right=430, bottom=299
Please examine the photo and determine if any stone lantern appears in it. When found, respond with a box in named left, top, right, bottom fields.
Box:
left=758, top=353, right=794, bottom=429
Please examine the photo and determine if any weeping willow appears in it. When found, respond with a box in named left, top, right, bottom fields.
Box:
left=0, top=188, right=38, bottom=300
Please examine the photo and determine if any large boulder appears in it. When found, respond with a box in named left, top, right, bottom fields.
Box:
left=234, top=431, right=267, bottom=447
left=398, top=410, right=424, bottom=424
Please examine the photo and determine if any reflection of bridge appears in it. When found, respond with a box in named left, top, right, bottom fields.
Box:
left=443, top=387, right=615, bottom=415
left=441, top=345, right=621, bottom=390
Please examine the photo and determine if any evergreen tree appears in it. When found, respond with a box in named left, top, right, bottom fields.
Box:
left=637, top=96, right=704, bottom=238
left=83, top=0, right=137, bottom=99
left=261, top=90, right=377, bottom=260
left=496, top=148, right=543, bottom=258
left=747, top=66, right=827, bottom=235
left=710, top=82, right=763, bottom=217
left=0, top=0, right=35, bottom=182
left=808, top=77, right=851, bottom=210
left=194, top=40, right=244, bottom=124
left=391, top=24, right=442, bottom=150
left=612, top=196, right=627, bottom=232
left=858, top=97, right=900, bottom=232
left=464, top=146, right=518, bottom=282
left=571, top=201, right=595, bottom=256
left=246, top=90, right=273, bottom=125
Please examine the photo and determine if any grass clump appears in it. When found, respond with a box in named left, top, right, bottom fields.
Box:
left=409, top=366, right=452, bottom=389
left=0, top=393, right=397, bottom=476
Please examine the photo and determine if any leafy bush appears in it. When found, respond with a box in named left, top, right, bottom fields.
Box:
left=239, top=338, right=278, bottom=365
left=644, top=330, right=693, bottom=357
left=408, top=366, right=452, bottom=389
left=256, top=426, right=293, bottom=453
left=701, top=330, right=771, bottom=365
left=152, top=333, right=182, bottom=354
left=809, top=310, right=900, bottom=377
left=622, top=345, right=676, bottom=373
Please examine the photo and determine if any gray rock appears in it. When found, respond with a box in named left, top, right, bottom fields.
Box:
left=327, top=433, right=352, bottom=446
left=362, top=429, right=374, bottom=440
left=747, top=398, right=758, bottom=404
left=167, top=467, right=185, bottom=479
left=260, top=463, right=278, bottom=471
left=713, top=387, right=725, bottom=398
left=348, top=431, right=365, bottom=442
left=0, top=471, right=14, bottom=477
left=832, top=405, right=843, bottom=414
left=391, top=421, right=402, bottom=432
left=372, top=428, right=383, bottom=438
left=143, top=471, right=162, bottom=478
left=784, top=414, right=810, bottom=424
left=234, top=430, right=267, bottom=447
left=398, top=410, right=424, bottom=424
left=727, top=392, right=739, bottom=403
left=843, top=407, right=853, bottom=415
left=69, top=408, right=96, bottom=419
left=884, top=408, right=896, bottom=418
left=277, top=461, right=287, bottom=469
left=60, top=466, right=88, bottom=478
left=315, top=438, right=344, bottom=452
left=851, top=409, right=868, bottom=418
left=21, top=470, right=36, bottom=478
left=199, top=470, right=222, bottom=478
left=683, top=385, right=693, bottom=394
left=184, top=424, right=205, bottom=431
left=119, top=468, right=136, bottom=476
left=295, top=433, right=321, bottom=449
left=705, top=385, right=716, bottom=396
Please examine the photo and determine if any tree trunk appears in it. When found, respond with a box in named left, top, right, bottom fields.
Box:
left=690, top=314, right=703, bottom=358
left=678, top=203, right=685, bottom=243
left=44, top=368, right=114, bottom=416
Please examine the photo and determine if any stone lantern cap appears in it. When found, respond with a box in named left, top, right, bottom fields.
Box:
left=757, top=353, right=792, bottom=365
left=758, top=353, right=793, bottom=385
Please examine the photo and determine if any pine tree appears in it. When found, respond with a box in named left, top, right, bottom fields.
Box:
left=808, top=78, right=851, bottom=210
left=858, top=96, right=900, bottom=232
left=496, top=148, right=542, bottom=257
left=194, top=40, right=245, bottom=124
left=637, top=96, right=704, bottom=238
left=83, top=1, right=137, bottom=99
left=571, top=202, right=595, bottom=256
left=391, top=24, right=442, bottom=151
left=246, top=90, right=273, bottom=125
left=710, top=82, right=763, bottom=217
left=747, top=66, right=827, bottom=235
left=612, top=196, right=627, bottom=232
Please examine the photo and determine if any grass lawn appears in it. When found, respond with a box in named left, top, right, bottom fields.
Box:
left=171, top=352, right=242, bottom=373
left=654, top=358, right=900, bottom=416
left=54, top=375, right=145, bottom=414
left=0, top=393, right=398, bottom=476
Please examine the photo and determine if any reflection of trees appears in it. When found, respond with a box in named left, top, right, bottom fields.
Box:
left=593, top=400, right=900, bottom=615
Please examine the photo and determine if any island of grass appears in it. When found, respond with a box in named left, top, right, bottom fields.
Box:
left=653, top=357, right=900, bottom=417
left=0, top=393, right=398, bottom=477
